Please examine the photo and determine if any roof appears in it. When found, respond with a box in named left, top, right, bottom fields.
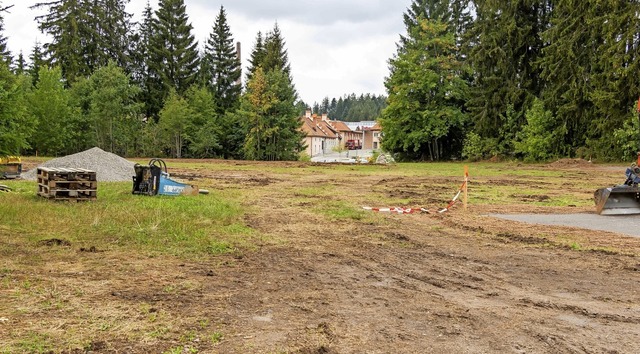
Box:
left=299, top=117, right=339, bottom=139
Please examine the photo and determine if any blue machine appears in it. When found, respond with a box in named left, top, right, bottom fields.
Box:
left=132, top=159, right=202, bottom=196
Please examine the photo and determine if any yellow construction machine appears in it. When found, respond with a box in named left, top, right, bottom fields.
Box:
left=0, top=156, right=22, bottom=179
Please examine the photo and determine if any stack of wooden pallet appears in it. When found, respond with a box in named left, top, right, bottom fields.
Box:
left=37, top=167, right=97, bottom=201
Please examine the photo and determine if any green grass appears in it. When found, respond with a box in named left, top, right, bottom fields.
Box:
left=0, top=180, right=255, bottom=258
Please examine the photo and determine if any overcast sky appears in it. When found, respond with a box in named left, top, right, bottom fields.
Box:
left=3, top=0, right=412, bottom=105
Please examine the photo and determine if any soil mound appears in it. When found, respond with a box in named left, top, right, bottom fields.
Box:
left=21, top=147, right=135, bottom=182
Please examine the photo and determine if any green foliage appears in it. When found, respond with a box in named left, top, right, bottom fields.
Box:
left=149, top=0, right=200, bottom=97
left=241, top=67, right=303, bottom=161
left=467, top=1, right=547, bottom=140
left=315, top=93, right=387, bottom=122
left=202, top=6, right=241, bottom=114
left=185, top=85, right=223, bottom=158
left=159, top=90, right=192, bottom=158
left=76, top=61, right=142, bottom=156
left=31, top=0, right=133, bottom=84
left=0, top=62, right=34, bottom=155
left=611, top=109, right=640, bottom=162
left=461, top=131, right=483, bottom=161
left=515, top=99, right=566, bottom=162
left=28, top=66, right=77, bottom=156
left=381, top=17, right=468, bottom=161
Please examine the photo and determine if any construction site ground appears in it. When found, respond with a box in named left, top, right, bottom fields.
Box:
left=2, top=158, right=640, bottom=353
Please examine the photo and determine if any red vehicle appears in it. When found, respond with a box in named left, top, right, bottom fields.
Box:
left=345, top=140, right=362, bottom=150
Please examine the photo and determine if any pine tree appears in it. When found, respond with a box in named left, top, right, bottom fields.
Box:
left=202, top=6, right=241, bottom=114
left=149, top=0, right=200, bottom=96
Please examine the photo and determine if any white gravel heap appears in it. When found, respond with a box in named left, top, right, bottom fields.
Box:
left=22, top=147, right=136, bottom=182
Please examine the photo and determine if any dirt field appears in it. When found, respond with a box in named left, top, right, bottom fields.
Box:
left=2, top=159, right=640, bottom=353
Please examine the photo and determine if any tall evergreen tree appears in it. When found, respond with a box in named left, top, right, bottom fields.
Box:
left=96, top=0, right=133, bottom=70
left=241, top=67, right=304, bottom=161
left=467, top=0, right=550, bottom=153
left=381, top=16, right=468, bottom=161
left=31, top=0, right=132, bottom=83
left=32, top=0, right=96, bottom=83
left=262, top=23, right=291, bottom=76
left=541, top=0, right=640, bottom=159
left=131, top=1, right=163, bottom=119
left=202, top=6, right=241, bottom=114
left=149, top=0, right=200, bottom=97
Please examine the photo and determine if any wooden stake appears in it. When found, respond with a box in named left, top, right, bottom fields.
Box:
left=463, top=165, right=469, bottom=211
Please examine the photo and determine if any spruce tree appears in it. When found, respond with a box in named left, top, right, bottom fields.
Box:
left=541, top=0, right=640, bottom=159
left=149, top=0, right=200, bottom=96
left=14, top=52, right=25, bottom=75
left=466, top=0, right=550, bottom=154
left=202, top=6, right=241, bottom=114
left=96, top=0, right=133, bottom=70
left=242, top=23, right=302, bottom=161
left=131, top=1, right=163, bottom=119
left=241, top=67, right=304, bottom=161
left=262, top=23, right=291, bottom=76
left=28, top=42, right=46, bottom=85
left=32, top=0, right=97, bottom=83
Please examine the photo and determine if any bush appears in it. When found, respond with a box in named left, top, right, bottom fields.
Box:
left=462, top=131, right=484, bottom=161
left=515, top=99, right=566, bottom=162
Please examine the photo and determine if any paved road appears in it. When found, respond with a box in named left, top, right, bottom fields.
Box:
left=491, top=213, right=640, bottom=238
left=310, top=149, right=374, bottom=163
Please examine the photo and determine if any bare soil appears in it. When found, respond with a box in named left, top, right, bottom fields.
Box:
left=2, top=160, right=640, bottom=353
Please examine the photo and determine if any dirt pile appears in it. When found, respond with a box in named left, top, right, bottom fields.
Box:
left=21, top=147, right=135, bottom=182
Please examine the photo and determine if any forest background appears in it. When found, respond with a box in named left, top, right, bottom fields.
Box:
left=1, top=0, right=639, bottom=162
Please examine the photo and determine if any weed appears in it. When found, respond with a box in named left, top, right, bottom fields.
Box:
left=198, top=319, right=209, bottom=329
left=210, top=331, right=224, bottom=344
left=17, top=332, right=52, bottom=353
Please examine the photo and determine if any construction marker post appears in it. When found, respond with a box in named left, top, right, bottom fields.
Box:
left=463, top=166, right=469, bottom=211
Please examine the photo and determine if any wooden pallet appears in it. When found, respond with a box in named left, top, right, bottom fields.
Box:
left=37, top=167, right=97, bottom=201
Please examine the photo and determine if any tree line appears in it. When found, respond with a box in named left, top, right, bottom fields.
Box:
left=381, top=0, right=640, bottom=161
left=0, top=0, right=304, bottom=160
left=310, top=94, right=387, bottom=122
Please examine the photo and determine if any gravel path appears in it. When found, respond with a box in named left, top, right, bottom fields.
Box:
left=491, top=213, right=640, bottom=238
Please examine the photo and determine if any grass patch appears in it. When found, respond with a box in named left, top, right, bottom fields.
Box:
left=0, top=181, right=254, bottom=258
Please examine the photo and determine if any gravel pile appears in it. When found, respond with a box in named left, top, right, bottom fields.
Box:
left=21, top=147, right=136, bottom=182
